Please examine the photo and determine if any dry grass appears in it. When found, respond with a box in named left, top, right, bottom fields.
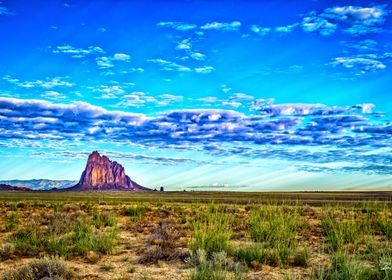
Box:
left=0, top=192, right=391, bottom=279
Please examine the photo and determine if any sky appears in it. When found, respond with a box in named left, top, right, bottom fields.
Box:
left=0, top=0, right=391, bottom=191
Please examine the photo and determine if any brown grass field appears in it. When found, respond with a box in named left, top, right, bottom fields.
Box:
left=0, top=191, right=391, bottom=279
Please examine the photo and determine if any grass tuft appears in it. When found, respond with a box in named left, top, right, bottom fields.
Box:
left=189, top=211, right=232, bottom=256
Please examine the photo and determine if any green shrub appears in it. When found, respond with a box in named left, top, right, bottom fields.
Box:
left=13, top=227, right=44, bottom=255
left=13, top=216, right=118, bottom=257
left=4, top=212, right=19, bottom=231
left=246, top=206, right=302, bottom=265
left=234, top=244, right=287, bottom=267
left=92, top=211, right=117, bottom=228
left=191, top=264, right=227, bottom=280
left=72, top=224, right=118, bottom=255
left=45, top=236, right=70, bottom=256
left=52, top=203, right=63, bottom=212
left=99, top=264, right=114, bottom=272
left=249, top=206, right=301, bottom=246
left=293, top=247, right=310, bottom=267
left=121, top=205, right=148, bottom=222
left=313, top=251, right=381, bottom=280
left=378, top=217, right=392, bottom=240
left=320, top=212, right=371, bottom=252
left=190, top=211, right=232, bottom=256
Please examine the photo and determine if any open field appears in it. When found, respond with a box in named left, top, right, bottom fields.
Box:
left=0, top=191, right=391, bottom=279
left=0, top=191, right=391, bottom=206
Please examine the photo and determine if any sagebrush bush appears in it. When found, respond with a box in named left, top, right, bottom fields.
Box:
left=191, top=264, right=228, bottom=280
left=190, top=250, right=244, bottom=280
left=0, top=243, right=14, bottom=261
left=0, top=257, right=74, bottom=280
left=138, top=218, right=185, bottom=263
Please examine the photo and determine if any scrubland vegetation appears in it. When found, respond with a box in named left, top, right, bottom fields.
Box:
left=0, top=191, right=391, bottom=279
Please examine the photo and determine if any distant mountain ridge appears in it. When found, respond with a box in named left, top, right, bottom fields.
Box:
left=69, top=151, right=150, bottom=191
left=0, top=183, right=32, bottom=191
left=0, top=179, right=77, bottom=190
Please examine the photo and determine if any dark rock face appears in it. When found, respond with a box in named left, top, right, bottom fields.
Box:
left=72, top=151, right=149, bottom=191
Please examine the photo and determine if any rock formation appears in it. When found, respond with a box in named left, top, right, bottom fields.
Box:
left=70, top=151, right=149, bottom=191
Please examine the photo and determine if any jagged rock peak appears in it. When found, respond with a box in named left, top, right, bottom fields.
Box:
left=74, top=151, right=149, bottom=191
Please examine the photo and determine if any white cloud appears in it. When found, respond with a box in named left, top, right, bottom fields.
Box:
left=198, top=97, right=219, bottom=103
left=160, top=94, right=183, bottom=102
left=93, top=85, right=125, bottom=99
left=249, top=98, right=275, bottom=110
left=115, top=92, right=183, bottom=108
left=0, top=6, right=11, bottom=15
left=208, top=114, right=221, bottom=121
left=201, top=21, right=241, bottom=31
left=302, top=17, right=337, bottom=35
left=96, top=53, right=131, bottom=68
left=359, top=103, right=375, bottom=114
left=343, top=39, right=378, bottom=51
left=230, top=93, right=254, bottom=101
left=98, top=27, right=106, bottom=32
left=222, top=101, right=242, bottom=108
left=112, top=53, right=131, bottom=61
left=130, top=67, right=145, bottom=73
left=96, top=56, right=114, bottom=68
left=323, top=6, right=386, bottom=26
left=330, top=56, right=386, bottom=75
left=53, top=45, right=105, bottom=58
left=190, top=52, right=206, bottom=61
left=158, top=94, right=184, bottom=106
left=148, top=58, right=191, bottom=72
left=41, top=91, right=66, bottom=100
left=176, top=39, right=192, bottom=50
left=275, top=23, right=299, bottom=33
left=251, top=25, right=270, bottom=35
left=157, top=21, right=197, bottom=31
left=3, top=76, right=73, bottom=89
left=174, top=38, right=206, bottom=62
left=119, top=94, right=147, bottom=107
left=221, top=85, right=232, bottom=94
left=195, top=66, right=215, bottom=74
left=303, top=5, right=388, bottom=36
left=343, top=24, right=382, bottom=35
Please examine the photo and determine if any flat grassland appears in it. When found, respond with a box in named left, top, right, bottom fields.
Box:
left=0, top=191, right=391, bottom=280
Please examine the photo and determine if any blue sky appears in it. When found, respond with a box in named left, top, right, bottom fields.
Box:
left=0, top=0, right=391, bottom=190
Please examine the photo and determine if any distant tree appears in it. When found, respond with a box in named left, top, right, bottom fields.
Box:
left=160, top=186, right=164, bottom=192
left=153, top=188, right=157, bottom=191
